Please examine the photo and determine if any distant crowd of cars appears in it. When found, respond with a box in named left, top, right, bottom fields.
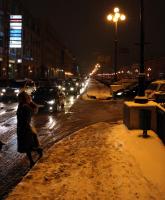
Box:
left=0, top=77, right=165, bottom=107
left=0, top=77, right=87, bottom=113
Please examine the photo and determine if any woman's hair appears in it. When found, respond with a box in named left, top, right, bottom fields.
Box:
left=18, top=91, right=29, bottom=104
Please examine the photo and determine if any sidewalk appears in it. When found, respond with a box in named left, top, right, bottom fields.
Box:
left=7, top=121, right=165, bottom=200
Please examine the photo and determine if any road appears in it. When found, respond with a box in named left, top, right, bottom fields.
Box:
left=0, top=79, right=124, bottom=199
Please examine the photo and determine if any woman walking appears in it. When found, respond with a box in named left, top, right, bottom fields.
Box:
left=16, top=91, right=43, bottom=168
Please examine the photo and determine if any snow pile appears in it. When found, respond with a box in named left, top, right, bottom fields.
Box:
left=85, top=78, right=112, bottom=100
left=7, top=122, right=165, bottom=200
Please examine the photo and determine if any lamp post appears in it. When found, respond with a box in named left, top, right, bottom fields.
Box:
left=134, top=0, right=148, bottom=103
left=107, top=7, right=126, bottom=81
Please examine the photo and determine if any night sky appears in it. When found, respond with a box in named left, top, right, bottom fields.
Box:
left=20, top=0, right=165, bottom=73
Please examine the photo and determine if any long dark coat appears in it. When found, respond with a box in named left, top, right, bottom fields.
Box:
left=16, top=104, right=39, bottom=153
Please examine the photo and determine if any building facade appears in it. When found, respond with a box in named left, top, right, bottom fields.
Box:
left=0, top=0, right=75, bottom=80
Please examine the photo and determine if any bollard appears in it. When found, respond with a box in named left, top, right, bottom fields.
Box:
left=139, top=109, right=151, bottom=138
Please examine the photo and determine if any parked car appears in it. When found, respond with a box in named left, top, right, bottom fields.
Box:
left=154, top=83, right=165, bottom=103
left=145, top=80, right=165, bottom=101
left=1, top=79, right=36, bottom=101
left=155, top=92, right=165, bottom=103
left=113, top=83, right=139, bottom=99
left=32, top=86, right=65, bottom=112
left=113, top=80, right=152, bottom=100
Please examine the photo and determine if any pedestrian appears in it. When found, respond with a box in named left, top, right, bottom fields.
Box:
left=16, top=91, right=43, bottom=168
left=59, top=90, right=65, bottom=109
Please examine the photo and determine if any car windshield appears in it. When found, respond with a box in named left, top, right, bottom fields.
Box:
left=127, top=84, right=138, bottom=90
left=159, top=84, right=165, bottom=91
left=9, top=81, right=26, bottom=88
left=147, top=83, right=158, bottom=90
left=36, top=87, right=58, bottom=95
left=65, top=80, right=75, bottom=86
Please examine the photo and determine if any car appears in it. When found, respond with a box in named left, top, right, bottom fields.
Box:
left=64, top=79, right=80, bottom=96
left=0, top=80, right=10, bottom=101
left=113, top=83, right=139, bottom=99
left=145, top=80, right=165, bottom=101
left=32, top=86, right=65, bottom=112
left=71, top=78, right=82, bottom=90
left=113, top=80, right=152, bottom=100
left=154, top=83, right=165, bottom=103
left=1, top=79, right=36, bottom=101
left=155, top=92, right=165, bottom=103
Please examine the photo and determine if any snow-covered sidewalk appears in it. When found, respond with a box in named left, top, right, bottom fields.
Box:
left=7, top=122, right=165, bottom=200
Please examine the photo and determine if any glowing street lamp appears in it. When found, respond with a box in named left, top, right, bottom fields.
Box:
left=107, top=7, right=126, bottom=81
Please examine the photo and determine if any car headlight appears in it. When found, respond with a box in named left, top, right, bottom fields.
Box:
left=1, top=92, right=4, bottom=96
left=116, top=92, right=123, bottom=96
left=62, top=87, right=66, bottom=91
left=47, top=100, right=55, bottom=105
left=14, top=89, right=20, bottom=93
left=49, top=106, right=53, bottom=110
left=58, top=85, right=62, bottom=89
left=2, top=89, right=6, bottom=93
left=70, top=87, right=74, bottom=91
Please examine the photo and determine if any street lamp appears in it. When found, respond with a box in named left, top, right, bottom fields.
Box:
left=107, top=7, right=126, bottom=81
left=134, top=0, right=148, bottom=103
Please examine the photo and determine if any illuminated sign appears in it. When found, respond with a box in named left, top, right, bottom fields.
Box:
left=10, top=29, right=22, bottom=34
left=9, top=15, right=22, bottom=48
left=10, top=37, right=21, bottom=41
left=10, top=15, right=22, bottom=19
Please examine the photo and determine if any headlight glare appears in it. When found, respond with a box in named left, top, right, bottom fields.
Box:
left=47, top=100, right=55, bottom=105
left=14, top=89, right=19, bottom=93
left=117, top=92, right=123, bottom=96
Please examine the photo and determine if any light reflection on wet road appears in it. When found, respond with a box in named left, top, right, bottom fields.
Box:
left=0, top=95, right=80, bottom=199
